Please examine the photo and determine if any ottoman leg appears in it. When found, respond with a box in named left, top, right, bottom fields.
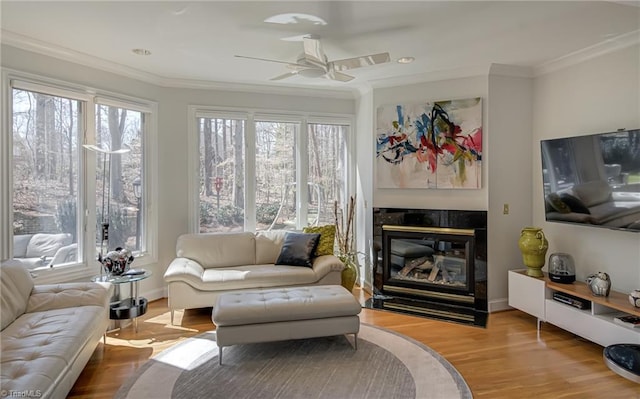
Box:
left=354, top=333, right=358, bottom=350
left=218, top=345, right=223, bottom=365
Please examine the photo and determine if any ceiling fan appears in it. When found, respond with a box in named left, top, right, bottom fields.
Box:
left=235, top=36, right=390, bottom=82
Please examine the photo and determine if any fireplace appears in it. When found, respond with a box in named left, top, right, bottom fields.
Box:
left=367, top=208, right=487, bottom=326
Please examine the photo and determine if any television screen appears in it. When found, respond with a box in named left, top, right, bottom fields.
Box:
left=541, top=128, right=640, bottom=232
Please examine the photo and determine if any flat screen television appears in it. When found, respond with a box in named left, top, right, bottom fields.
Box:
left=541, top=128, right=640, bottom=232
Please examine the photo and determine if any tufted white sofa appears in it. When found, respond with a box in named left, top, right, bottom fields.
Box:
left=0, top=261, right=112, bottom=399
left=163, top=231, right=345, bottom=323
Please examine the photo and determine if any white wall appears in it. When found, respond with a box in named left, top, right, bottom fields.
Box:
left=355, top=87, right=374, bottom=289
left=487, top=66, right=533, bottom=309
left=532, top=44, right=640, bottom=293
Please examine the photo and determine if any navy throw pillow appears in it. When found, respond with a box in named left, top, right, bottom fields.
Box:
left=275, top=232, right=321, bottom=267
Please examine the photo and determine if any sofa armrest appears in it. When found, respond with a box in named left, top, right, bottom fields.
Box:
left=48, top=243, right=78, bottom=266
left=163, top=257, right=205, bottom=283
left=311, top=255, right=345, bottom=277
left=26, top=282, right=112, bottom=313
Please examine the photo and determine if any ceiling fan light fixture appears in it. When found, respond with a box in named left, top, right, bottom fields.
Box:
left=298, top=68, right=326, bottom=78
left=397, top=56, right=415, bottom=64
left=264, top=13, right=327, bottom=26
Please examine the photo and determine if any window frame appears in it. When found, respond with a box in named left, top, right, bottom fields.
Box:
left=1, top=70, right=158, bottom=283
left=188, top=105, right=354, bottom=234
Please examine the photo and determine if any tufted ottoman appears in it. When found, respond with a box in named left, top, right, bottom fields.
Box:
left=212, top=285, right=362, bottom=364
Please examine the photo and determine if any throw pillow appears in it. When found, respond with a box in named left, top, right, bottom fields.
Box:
left=303, top=225, right=336, bottom=256
left=545, top=192, right=571, bottom=214
left=560, top=193, right=591, bottom=214
left=275, top=232, right=321, bottom=267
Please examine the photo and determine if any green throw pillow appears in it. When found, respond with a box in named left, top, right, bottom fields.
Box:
left=303, top=225, right=336, bottom=256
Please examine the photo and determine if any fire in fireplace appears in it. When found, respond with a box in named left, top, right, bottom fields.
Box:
left=367, top=208, right=487, bottom=327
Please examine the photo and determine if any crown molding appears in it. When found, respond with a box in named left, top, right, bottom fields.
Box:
left=155, top=76, right=356, bottom=99
left=534, top=29, right=640, bottom=76
left=368, top=64, right=489, bottom=89
left=488, top=64, right=534, bottom=78
left=1, top=30, right=356, bottom=100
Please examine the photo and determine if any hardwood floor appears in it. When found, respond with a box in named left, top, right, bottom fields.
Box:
left=69, top=290, right=639, bottom=398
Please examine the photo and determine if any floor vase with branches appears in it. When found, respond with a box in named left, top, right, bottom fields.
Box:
left=334, top=196, right=358, bottom=292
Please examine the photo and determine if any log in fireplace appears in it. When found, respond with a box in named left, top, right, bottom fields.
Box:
left=367, top=208, right=488, bottom=327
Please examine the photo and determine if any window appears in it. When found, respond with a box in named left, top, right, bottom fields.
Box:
left=2, top=75, right=156, bottom=278
left=308, top=123, right=348, bottom=226
left=11, top=88, right=82, bottom=270
left=95, top=103, right=146, bottom=253
left=198, top=117, right=245, bottom=233
left=255, top=121, right=298, bottom=231
left=193, top=109, right=351, bottom=234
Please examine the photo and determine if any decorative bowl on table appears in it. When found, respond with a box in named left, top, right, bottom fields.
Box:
left=101, top=247, right=134, bottom=276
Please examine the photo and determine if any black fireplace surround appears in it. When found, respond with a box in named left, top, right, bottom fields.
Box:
left=367, top=208, right=488, bottom=327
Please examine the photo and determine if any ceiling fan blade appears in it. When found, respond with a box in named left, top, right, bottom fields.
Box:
left=331, top=52, right=391, bottom=71
left=235, top=55, right=307, bottom=68
left=270, top=72, right=298, bottom=81
left=302, top=37, right=328, bottom=68
left=326, top=70, right=354, bottom=82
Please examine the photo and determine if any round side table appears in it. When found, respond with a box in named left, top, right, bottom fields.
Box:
left=93, top=269, right=152, bottom=332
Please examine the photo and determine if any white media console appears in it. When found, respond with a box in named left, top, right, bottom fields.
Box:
left=508, top=269, right=640, bottom=346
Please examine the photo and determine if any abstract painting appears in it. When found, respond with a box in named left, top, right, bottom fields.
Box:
left=376, top=97, right=482, bottom=189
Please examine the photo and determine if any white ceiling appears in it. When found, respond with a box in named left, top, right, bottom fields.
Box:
left=2, top=1, right=639, bottom=93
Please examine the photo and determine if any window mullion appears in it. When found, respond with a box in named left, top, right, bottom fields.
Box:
left=82, top=99, right=97, bottom=268
left=245, top=115, right=257, bottom=231
left=297, top=120, right=308, bottom=229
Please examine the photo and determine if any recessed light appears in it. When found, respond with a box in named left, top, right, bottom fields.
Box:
left=132, top=48, right=151, bottom=56
left=397, top=57, right=415, bottom=64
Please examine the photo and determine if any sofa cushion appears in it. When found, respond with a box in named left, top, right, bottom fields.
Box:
left=27, top=282, right=111, bottom=313
left=275, top=232, right=320, bottom=267
left=571, top=180, right=612, bottom=207
left=303, top=225, right=336, bottom=256
left=1, top=261, right=34, bottom=331
left=197, top=264, right=319, bottom=291
left=0, top=305, right=106, bottom=397
left=25, top=233, right=72, bottom=258
left=255, top=230, right=288, bottom=264
left=13, top=235, right=33, bottom=258
left=176, top=232, right=256, bottom=268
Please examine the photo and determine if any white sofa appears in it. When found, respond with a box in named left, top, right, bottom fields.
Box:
left=0, top=261, right=112, bottom=399
left=13, top=233, right=77, bottom=269
left=163, top=231, right=345, bottom=323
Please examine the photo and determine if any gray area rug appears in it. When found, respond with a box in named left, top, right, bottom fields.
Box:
left=115, top=323, right=472, bottom=399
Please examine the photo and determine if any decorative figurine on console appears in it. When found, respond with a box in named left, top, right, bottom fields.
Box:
left=629, top=289, right=640, bottom=308
left=586, top=272, right=611, bottom=297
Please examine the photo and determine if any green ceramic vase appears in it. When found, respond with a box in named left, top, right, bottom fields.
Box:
left=340, top=256, right=358, bottom=292
left=518, top=226, right=548, bottom=277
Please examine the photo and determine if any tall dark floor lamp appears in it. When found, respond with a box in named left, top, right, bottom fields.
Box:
left=83, top=144, right=131, bottom=277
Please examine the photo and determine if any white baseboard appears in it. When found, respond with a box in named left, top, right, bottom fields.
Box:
left=489, top=297, right=512, bottom=313
left=142, top=287, right=166, bottom=303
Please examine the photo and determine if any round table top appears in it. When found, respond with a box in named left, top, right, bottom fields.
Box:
left=92, top=269, right=152, bottom=284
